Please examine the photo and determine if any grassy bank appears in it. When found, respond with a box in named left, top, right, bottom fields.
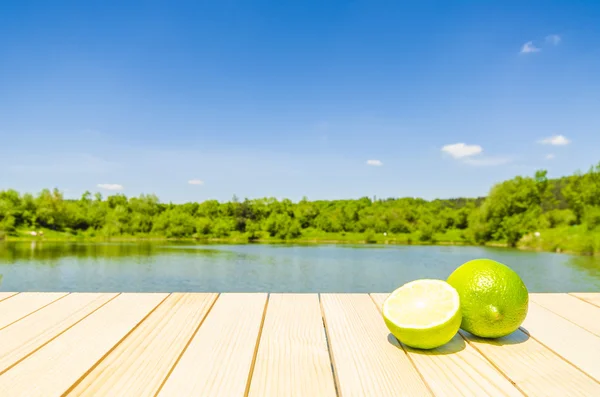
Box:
left=3, top=164, right=600, bottom=257
left=4, top=227, right=467, bottom=244
left=518, top=226, right=600, bottom=256
left=5, top=227, right=600, bottom=256
left=6, top=226, right=599, bottom=256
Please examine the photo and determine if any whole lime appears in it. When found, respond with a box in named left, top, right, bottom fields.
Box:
left=447, top=259, right=528, bottom=338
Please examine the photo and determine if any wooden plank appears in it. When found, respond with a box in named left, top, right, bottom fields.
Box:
left=321, top=294, right=430, bottom=397
left=67, top=293, right=217, bottom=397
left=0, top=293, right=168, bottom=397
left=0, top=293, right=18, bottom=303
left=530, top=293, right=600, bottom=336
left=371, top=294, right=523, bottom=397
left=463, top=328, right=600, bottom=396
left=522, top=301, right=600, bottom=381
left=157, top=293, right=267, bottom=397
left=571, top=293, right=600, bottom=308
left=0, top=293, right=118, bottom=375
left=0, top=292, right=67, bottom=330
left=248, top=294, right=336, bottom=397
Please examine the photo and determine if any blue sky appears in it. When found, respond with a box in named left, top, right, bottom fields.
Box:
left=1, top=1, right=599, bottom=203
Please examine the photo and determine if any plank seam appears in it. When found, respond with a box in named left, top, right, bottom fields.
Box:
left=0, top=293, right=19, bottom=304
left=152, top=293, right=220, bottom=397
left=367, top=294, right=435, bottom=397
left=521, top=306, right=600, bottom=386
left=457, top=331, right=528, bottom=395
left=524, top=333, right=600, bottom=385
left=319, top=294, right=341, bottom=397
left=0, top=292, right=70, bottom=332
left=569, top=293, right=600, bottom=309
left=530, top=297, right=600, bottom=337
left=60, top=293, right=173, bottom=397
left=243, top=293, right=270, bottom=397
left=0, top=293, right=122, bottom=377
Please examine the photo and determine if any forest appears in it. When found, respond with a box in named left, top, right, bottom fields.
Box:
left=1, top=163, right=600, bottom=255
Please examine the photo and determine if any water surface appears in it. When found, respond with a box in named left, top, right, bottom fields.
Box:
left=0, top=242, right=598, bottom=292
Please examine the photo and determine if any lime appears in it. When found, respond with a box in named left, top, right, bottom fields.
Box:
left=447, top=258, right=528, bottom=338
left=382, top=279, right=461, bottom=349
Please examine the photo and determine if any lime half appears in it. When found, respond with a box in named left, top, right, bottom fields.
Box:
left=382, top=279, right=462, bottom=349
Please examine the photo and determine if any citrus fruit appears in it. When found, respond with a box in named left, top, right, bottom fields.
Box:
left=447, top=258, right=528, bottom=338
left=382, top=279, right=461, bottom=349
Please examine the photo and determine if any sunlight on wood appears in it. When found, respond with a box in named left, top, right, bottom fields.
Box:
left=0, top=293, right=167, bottom=397
left=523, top=301, right=600, bottom=381
left=0, top=293, right=117, bottom=375
left=67, top=293, right=217, bottom=397
left=322, top=294, right=430, bottom=397
left=0, top=292, right=67, bottom=330
left=530, top=293, right=600, bottom=336
left=571, top=293, right=600, bottom=308
left=463, top=328, right=600, bottom=395
left=371, top=293, right=523, bottom=397
left=0, top=292, right=596, bottom=396
left=157, top=293, right=267, bottom=397
left=248, top=294, right=336, bottom=397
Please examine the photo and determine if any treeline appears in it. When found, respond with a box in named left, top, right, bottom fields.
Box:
left=1, top=163, right=600, bottom=249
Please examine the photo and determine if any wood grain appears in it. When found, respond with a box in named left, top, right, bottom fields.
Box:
left=0, top=292, right=596, bottom=396
left=571, top=293, right=600, bottom=308
left=321, top=294, right=430, bottom=397
left=0, top=292, right=67, bottom=330
left=0, top=293, right=18, bottom=303
left=463, top=328, right=600, bottom=395
left=0, top=293, right=167, bottom=397
left=530, top=293, right=600, bottom=336
left=0, top=293, right=117, bottom=375
left=67, top=293, right=217, bottom=396
left=522, top=301, right=600, bottom=381
left=248, top=294, right=336, bottom=397
left=157, top=293, right=267, bottom=397
left=371, top=293, right=523, bottom=397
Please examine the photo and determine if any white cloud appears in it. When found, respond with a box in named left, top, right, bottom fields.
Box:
left=188, top=179, right=204, bottom=185
left=546, top=34, right=561, bottom=45
left=441, top=143, right=509, bottom=166
left=546, top=154, right=555, bottom=160
left=366, top=159, right=383, bottom=166
left=97, top=183, right=124, bottom=191
left=539, top=135, right=570, bottom=146
left=462, top=157, right=512, bottom=166
left=521, top=41, right=541, bottom=54
left=441, top=143, right=483, bottom=159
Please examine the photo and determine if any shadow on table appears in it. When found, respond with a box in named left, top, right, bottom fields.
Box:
left=386, top=327, right=530, bottom=355
left=387, top=333, right=467, bottom=355
left=461, top=327, right=531, bottom=346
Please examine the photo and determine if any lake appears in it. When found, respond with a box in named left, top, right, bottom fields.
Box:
left=0, top=242, right=599, bottom=292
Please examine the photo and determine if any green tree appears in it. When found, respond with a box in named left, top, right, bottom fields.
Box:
left=195, top=217, right=213, bottom=235
left=35, top=189, right=67, bottom=230
left=472, top=176, right=541, bottom=246
left=1, top=161, right=599, bottom=246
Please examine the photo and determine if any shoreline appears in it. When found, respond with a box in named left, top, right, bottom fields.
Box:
left=2, top=235, right=596, bottom=257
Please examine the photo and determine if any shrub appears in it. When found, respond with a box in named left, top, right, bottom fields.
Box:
left=418, top=225, right=435, bottom=242
left=364, top=229, right=376, bottom=243
left=584, top=206, right=600, bottom=231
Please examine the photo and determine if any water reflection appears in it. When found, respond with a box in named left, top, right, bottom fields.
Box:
left=0, top=242, right=598, bottom=293
left=0, top=242, right=241, bottom=262
left=564, top=255, right=600, bottom=280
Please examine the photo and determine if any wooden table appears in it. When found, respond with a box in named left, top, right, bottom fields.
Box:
left=0, top=292, right=598, bottom=396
